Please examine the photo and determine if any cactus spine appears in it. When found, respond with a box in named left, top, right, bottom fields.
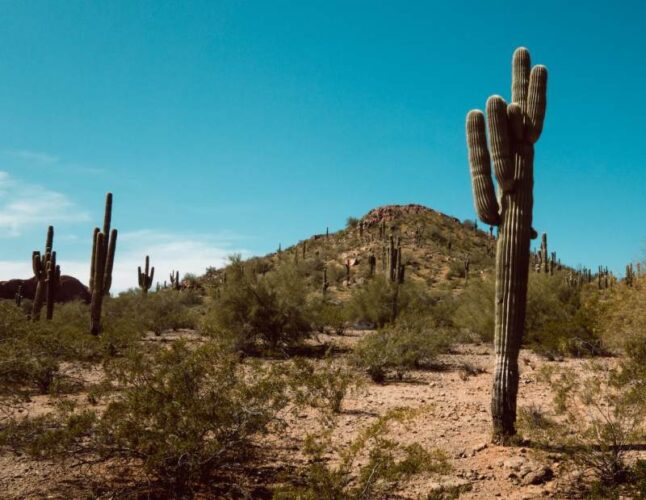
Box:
left=466, top=47, right=547, bottom=442
left=138, top=256, right=155, bottom=295
left=90, top=193, right=118, bottom=335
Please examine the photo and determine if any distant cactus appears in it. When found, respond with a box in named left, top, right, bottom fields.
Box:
left=464, top=256, right=470, bottom=284
left=540, top=233, right=548, bottom=274
left=90, top=193, right=118, bottom=335
left=322, top=267, right=329, bottom=297
left=466, top=47, right=547, bottom=442
left=45, top=254, right=61, bottom=320
left=31, top=225, right=54, bottom=321
left=626, top=264, right=635, bottom=287
left=170, top=270, right=181, bottom=290
left=138, top=256, right=155, bottom=296
left=368, top=252, right=377, bottom=276
left=15, top=285, right=23, bottom=308
left=344, top=259, right=351, bottom=284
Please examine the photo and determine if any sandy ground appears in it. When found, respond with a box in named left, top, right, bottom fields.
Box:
left=0, top=329, right=642, bottom=499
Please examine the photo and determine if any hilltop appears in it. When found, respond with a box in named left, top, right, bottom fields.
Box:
left=204, top=203, right=497, bottom=293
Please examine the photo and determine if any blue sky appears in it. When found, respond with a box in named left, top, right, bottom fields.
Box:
left=0, top=0, right=644, bottom=289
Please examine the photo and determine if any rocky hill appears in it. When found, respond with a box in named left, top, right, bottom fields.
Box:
left=205, top=204, right=497, bottom=293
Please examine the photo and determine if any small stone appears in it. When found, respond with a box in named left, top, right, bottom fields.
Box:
left=522, top=466, right=554, bottom=486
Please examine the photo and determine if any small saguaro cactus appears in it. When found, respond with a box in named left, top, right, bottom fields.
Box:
left=90, top=193, right=118, bottom=335
left=344, top=259, right=351, bottom=283
left=170, top=270, right=181, bottom=290
left=368, top=252, right=377, bottom=276
left=540, top=233, right=549, bottom=274
left=45, top=254, right=61, bottom=320
left=31, top=225, right=54, bottom=321
left=466, top=47, right=547, bottom=442
left=464, top=256, right=470, bottom=284
left=138, top=256, right=155, bottom=296
left=15, top=285, right=23, bottom=307
left=322, top=267, right=329, bottom=297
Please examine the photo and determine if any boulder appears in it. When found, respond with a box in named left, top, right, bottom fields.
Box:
left=0, top=276, right=90, bottom=304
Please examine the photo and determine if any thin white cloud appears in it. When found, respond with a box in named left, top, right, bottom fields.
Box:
left=5, top=149, right=59, bottom=164
left=110, top=230, right=250, bottom=291
left=0, top=229, right=250, bottom=292
left=0, top=171, right=90, bottom=236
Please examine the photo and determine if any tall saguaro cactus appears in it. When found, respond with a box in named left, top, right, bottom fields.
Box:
left=466, top=47, right=547, bottom=442
left=138, top=256, right=155, bottom=295
left=90, top=193, right=118, bottom=335
left=32, top=226, right=54, bottom=321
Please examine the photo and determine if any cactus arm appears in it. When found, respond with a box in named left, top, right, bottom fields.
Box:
left=466, top=110, right=501, bottom=225
left=486, top=96, right=515, bottom=193
left=89, top=228, right=99, bottom=293
left=102, top=193, right=112, bottom=238
left=150, top=266, right=155, bottom=284
left=103, top=229, right=117, bottom=295
left=512, top=47, right=530, bottom=111
left=526, top=66, right=548, bottom=143
left=45, top=226, right=54, bottom=254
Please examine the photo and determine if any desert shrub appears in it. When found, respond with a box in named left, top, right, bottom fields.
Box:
left=445, top=259, right=466, bottom=280
left=452, top=272, right=604, bottom=355
left=593, top=281, right=646, bottom=350
left=524, top=273, right=603, bottom=357
left=311, top=300, right=349, bottom=335
left=347, top=277, right=429, bottom=328
left=1, top=341, right=290, bottom=495
left=534, top=362, right=645, bottom=497
left=452, top=275, right=495, bottom=341
left=274, top=407, right=451, bottom=499
left=346, top=216, right=359, bottom=228
left=353, top=317, right=452, bottom=382
left=0, top=301, right=127, bottom=396
left=201, top=255, right=313, bottom=352
left=290, top=355, right=361, bottom=415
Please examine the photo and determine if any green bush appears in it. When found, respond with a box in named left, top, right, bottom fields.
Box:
left=290, top=355, right=361, bottom=415
left=452, top=275, right=495, bottom=341
left=353, top=317, right=452, bottom=382
left=524, top=273, right=603, bottom=357
left=347, top=277, right=429, bottom=328
left=274, top=407, right=450, bottom=499
left=311, top=300, right=348, bottom=335
left=452, top=272, right=604, bottom=355
left=0, top=301, right=129, bottom=396
left=201, top=255, right=313, bottom=352
left=1, top=341, right=290, bottom=496
left=534, top=362, right=646, bottom=497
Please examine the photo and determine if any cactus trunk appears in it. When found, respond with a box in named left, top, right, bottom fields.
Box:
left=466, top=47, right=547, bottom=442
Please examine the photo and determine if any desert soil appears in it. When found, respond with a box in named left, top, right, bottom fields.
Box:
left=0, top=329, right=640, bottom=499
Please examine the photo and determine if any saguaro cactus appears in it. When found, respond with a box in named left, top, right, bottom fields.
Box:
left=170, top=270, right=181, bottom=290
left=138, top=256, right=155, bottom=296
left=15, top=285, right=23, bottom=308
left=322, top=267, right=329, bottom=297
left=466, top=47, right=547, bottom=442
left=32, top=226, right=54, bottom=321
left=45, top=253, right=61, bottom=320
left=90, top=193, right=118, bottom=335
